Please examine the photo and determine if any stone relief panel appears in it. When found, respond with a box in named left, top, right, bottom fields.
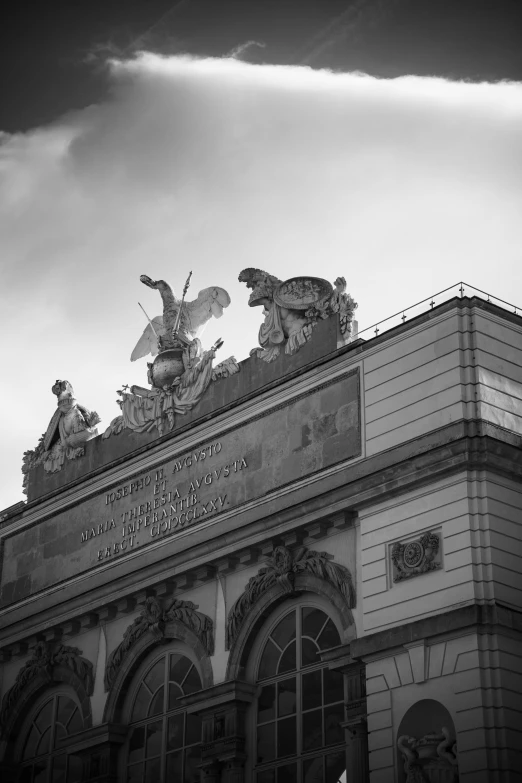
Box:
left=390, top=529, right=442, bottom=585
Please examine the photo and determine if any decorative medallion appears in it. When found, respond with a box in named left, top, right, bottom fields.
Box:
left=390, top=530, right=442, bottom=583
left=226, top=545, right=355, bottom=650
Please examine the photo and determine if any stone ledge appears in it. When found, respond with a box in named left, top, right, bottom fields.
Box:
left=350, top=603, right=522, bottom=659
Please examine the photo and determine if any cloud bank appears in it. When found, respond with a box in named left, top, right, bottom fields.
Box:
left=1, top=54, right=521, bottom=508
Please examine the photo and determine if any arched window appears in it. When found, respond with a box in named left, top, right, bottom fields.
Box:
left=124, top=650, right=203, bottom=783
left=253, top=604, right=347, bottom=783
left=19, top=692, right=84, bottom=783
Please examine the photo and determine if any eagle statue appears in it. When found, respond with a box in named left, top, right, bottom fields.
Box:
left=130, top=275, right=231, bottom=361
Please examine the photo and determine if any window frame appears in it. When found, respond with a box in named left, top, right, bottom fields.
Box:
left=14, top=684, right=85, bottom=782
left=119, top=640, right=204, bottom=783
left=245, top=594, right=348, bottom=783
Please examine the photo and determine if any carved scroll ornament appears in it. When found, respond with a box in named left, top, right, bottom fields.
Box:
left=104, top=597, right=214, bottom=692
left=0, top=642, right=94, bottom=735
left=226, top=545, right=355, bottom=650
left=398, top=726, right=458, bottom=782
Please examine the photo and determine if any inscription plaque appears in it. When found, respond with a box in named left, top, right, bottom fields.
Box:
left=1, top=370, right=360, bottom=604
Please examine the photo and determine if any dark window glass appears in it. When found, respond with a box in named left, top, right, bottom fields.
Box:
left=304, top=756, right=324, bottom=783
left=272, top=613, right=296, bottom=650
left=170, top=654, right=192, bottom=684
left=301, top=637, right=320, bottom=667
left=132, top=684, right=150, bottom=722
left=182, top=665, right=202, bottom=695
left=258, top=721, right=276, bottom=763
left=148, top=686, right=164, bottom=717
left=167, top=714, right=184, bottom=751
left=259, top=638, right=281, bottom=680
left=144, top=756, right=161, bottom=782
left=185, top=714, right=202, bottom=746
left=258, top=684, right=276, bottom=723
left=33, top=760, right=47, bottom=783
left=323, top=669, right=344, bottom=706
left=278, top=678, right=297, bottom=717
left=255, top=607, right=345, bottom=781
left=302, top=608, right=328, bottom=640
left=317, top=620, right=341, bottom=651
left=168, top=681, right=183, bottom=710
left=278, top=641, right=297, bottom=674
left=277, top=716, right=296, bottom=757
left=302, top=670, right=322, bottom=711
left=20, top=695, right=84, bottom=782
left=257, top=771, right=275, bottom=783
left=127, top=652, right=202, bottom=781
left=324, top=704, right=344, bottom=746
left=325, top=751, right=346, bottom=783
left=128, top=726, right=145, bottom=764
left=303, top=708, right=323, bottom=749
left=277, top=763, right=298, bottom=783
left=184, top=745, right=201, bottom=782
left=166, top=750, right=183, bottom=779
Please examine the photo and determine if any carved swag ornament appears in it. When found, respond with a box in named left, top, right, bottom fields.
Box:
left=398, top=727, right=458, bottom=782
left=391, top=531, right=441, bottom=583
left=226, top=545, right=355, bottom=650
left=104, top=597, right=214, bottom=692
left=0, top=642, right=94, bottom=735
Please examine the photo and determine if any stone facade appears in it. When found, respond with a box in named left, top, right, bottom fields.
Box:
left=0, top=296, right=521, bottom=782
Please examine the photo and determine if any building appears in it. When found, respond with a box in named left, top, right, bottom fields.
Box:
left=0, top=284, right=521, bottom=783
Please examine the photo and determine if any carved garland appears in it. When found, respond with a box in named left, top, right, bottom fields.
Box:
left=104, top=597, right=214, bottom=692
left=226, top=545, right=355, bottom=650
left=0, top=642, right=94, bottom=735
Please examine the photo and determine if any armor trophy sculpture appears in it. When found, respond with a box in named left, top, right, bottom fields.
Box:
left=103, top=272, right=238, bottom=438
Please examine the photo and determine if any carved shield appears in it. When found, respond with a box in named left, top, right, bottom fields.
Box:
left=274, top=277, right=333, bottom=310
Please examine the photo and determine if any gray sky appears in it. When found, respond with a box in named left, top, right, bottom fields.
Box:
left=1, top=54, right=521, bottom=510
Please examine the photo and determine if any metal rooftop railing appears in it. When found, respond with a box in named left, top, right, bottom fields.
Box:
left=356, top=282, right=521, bottom=340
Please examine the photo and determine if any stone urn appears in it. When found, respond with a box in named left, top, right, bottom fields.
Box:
left=149, top=348, right=185, bottom=389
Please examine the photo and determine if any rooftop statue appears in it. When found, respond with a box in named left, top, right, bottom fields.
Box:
left=130, top=276, right=231, bottom=361
left=238, top=269, right=357, bottom=362
left=104, top=273, right=238, bottom=439
left=22, top=381, right=101, bottom=492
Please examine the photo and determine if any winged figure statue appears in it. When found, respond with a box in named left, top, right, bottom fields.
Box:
left=130, top=275, right=231, bottom=361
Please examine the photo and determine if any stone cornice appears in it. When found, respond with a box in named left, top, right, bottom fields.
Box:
left=178, top=681, right=258, bottom=713
left=350, top=603, right=522, bottom=660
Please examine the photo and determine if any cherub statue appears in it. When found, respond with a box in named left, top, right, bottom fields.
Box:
left=130, top=275, right=231, bottom=360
